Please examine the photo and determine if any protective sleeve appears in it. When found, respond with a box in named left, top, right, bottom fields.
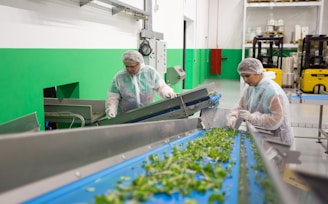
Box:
left=105, top=92, right=120, bottom=117
left=248, top=94, right=285, bottom=130
left=156, top=80, right=177, bottom=99
left=227, top=96, right=245, bottom=119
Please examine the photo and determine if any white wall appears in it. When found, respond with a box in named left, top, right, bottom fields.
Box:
left=208, top=0, right=244, bottom=49
left=183, top=0, right=210, bottom=49
left=0, top=0, right=185, bottom=49
left=208, top=0, right=219, bottom=48
left=152, top=0, right=184, bottom=49
left=195, top=0, right=210, bottom=48
left=183, top=0, right=196, bottom=21
left=183, top=0, right=196, bottom=48
left=218, top=0, right=243, bottom=49
left=0, top=0, right=144, bottom=48
left=1, top=0, right=326, bottom=50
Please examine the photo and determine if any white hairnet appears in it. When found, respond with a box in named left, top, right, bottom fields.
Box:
left=238, top=58, right=264, bottom=74
left=122, top=50, right=144, bottom=65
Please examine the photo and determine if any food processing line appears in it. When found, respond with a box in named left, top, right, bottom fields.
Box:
left=1, top=99, right=327, bottom=204
left=0, top=112, right=39, bottom=134
left=44, top=87, right=213, bottom=127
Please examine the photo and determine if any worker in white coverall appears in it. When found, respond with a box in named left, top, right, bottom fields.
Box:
left=226, top=58, right=293, bottom=146
left=105, top=50, right=178, bottom=119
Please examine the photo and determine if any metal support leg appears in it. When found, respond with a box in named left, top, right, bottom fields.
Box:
left=317, top=105, right=323, bottom=144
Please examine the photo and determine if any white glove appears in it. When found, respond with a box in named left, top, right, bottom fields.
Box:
left=107, top=110, right=116, bottom=119
left=157, top=83, right=177, bottom=99
left=226, top=116, right=237, bottom=129
left=239, top=110, right=252, bottom=121
left=165, top=91, right=177, bottom=99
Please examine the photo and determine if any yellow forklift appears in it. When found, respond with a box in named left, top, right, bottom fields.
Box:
left=253, top=35, right=283, bottom=86
left=299, top=35, right=328, bottom=94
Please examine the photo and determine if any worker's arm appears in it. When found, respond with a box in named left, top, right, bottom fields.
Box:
left=105, top=77, right=121, bottom=119
left=226, top=96, right=245, bottom=128
left=240, top=95, right=285, bottom=130
left=105, top=92, right=120, bottom=119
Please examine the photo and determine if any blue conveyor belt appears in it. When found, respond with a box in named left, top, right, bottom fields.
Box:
left=24, top=130, right=241, bottom=204
left=291, top=95, right=328, bottom=100
left=244, top=137, right=265, bottom=204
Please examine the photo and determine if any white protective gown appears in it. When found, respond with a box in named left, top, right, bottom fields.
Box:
left=105, top=64, right=175, bottom=116
left=229, top=76, right=293, bottom=145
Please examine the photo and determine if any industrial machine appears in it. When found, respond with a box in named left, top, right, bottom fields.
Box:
left=298, top=35, right=328, bottom=94
left=44, top=87, right=214, bottom=127
left=253, top=35, right=284, bottom=86
left=0, top=112, right=39, bottom=134
left=0, top=106, right=326, bottom=204
left=95, top=87, right=211, bottom=126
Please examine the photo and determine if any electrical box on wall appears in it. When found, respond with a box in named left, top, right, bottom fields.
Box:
left=166, top=66, right=186, bottom=85
left=143, top=39, right=167, bottom=78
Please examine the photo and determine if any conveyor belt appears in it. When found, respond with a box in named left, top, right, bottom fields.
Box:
left=95, top=87, right=211, bottom=125
left=23, top=130, right=241, bottom=204
left=0, top=118, right=203, bottom=203
left=43, top=87, right=213, bottom=127
left=0, top=109, right=325, bottom=204
left=290, top=94, right=328, bottom=104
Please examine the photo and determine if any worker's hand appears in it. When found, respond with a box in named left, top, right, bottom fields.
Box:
left=239, top=110, right=252, bottom=121
left=107, top=111, right=116, bottom=119
left=166, top=91, right=177, bottom=99
left=210, top=92, right=222, bottom=105
left=226, top=116, right=237, bottom=129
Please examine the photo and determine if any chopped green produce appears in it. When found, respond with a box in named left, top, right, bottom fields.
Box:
left=94, top=128, right=238, bottom=203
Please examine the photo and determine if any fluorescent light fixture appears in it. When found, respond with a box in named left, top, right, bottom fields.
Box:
left=92, top=0, right=114, bottom=9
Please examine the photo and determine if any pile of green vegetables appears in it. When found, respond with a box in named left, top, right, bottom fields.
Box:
left=247, top=134, right=279, bottom=203
left=94, top=128, right=238, bottom=204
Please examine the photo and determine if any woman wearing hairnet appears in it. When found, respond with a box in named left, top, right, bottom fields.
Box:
left=105, top=50, right=177, bottom=119
left=226, top=58, right=293, bottom=145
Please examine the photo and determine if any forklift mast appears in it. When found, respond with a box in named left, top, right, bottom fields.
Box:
left=253, top=35, right=284, bottom=69
left=300, top=34, right=328, bottom=73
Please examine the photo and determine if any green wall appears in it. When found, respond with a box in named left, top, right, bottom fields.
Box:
left=0, top=49, right=126, bottom=130
left=0, top=48, right=241, bottom=130
left=184, top=49, right=241, bottom=89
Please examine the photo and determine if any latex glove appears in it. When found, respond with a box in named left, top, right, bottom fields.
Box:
left=157, top=83, right=177, bottom=99
left=226, top=116, right=237, bottom=129
left=107, top=110, right=116, bottom=119
left=210, top=92, right=222, bottom=105
left=166, top=91, right=177, bottom=99
left=239, top=110, right=252, bottom=121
